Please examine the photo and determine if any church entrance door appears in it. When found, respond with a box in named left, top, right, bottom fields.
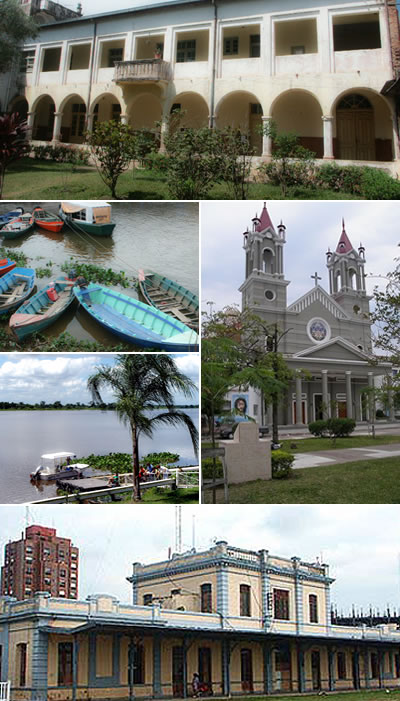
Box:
left=292, top=400, right=307, bottom=424
left=337, top=401, right=347, bottom=418
left=336, top=95, right=375, bottom=160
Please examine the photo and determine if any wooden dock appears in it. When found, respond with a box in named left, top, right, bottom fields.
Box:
left=56, top=476, right=110, bottom=492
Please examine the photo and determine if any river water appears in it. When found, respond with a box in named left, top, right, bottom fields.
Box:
left=0, top=201, right=199, bottom=347
left=0, top=408, right=199, bottom=503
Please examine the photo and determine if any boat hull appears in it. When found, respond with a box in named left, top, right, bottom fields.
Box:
left=1, top=216, right=35, bottom=239
left=32, top=468, right=81, bottom=481
left=0, top=208, right=24, bottom=229
left=73, top=283, right=199, bottom=351
left=0, top=268, right=35, bottom=316
left=139, top=269, right=199, bottom=330
left=32, top=207, right=64, bottom=233
left=10, top=278, right=74, bottom=340
left=0, top=259, right=16, bottom=277
left=61, top=213, right=115, bottom=237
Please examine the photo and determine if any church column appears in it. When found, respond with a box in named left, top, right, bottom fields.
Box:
left=261, top=116, right=273, bottom=157
left=86, top=112, right=94, bottom=134
left=51, top=112, right=63, bottom=142
left=367, top=372, right=375, bottom=422
left=322, top=370, right=329, bottom=419
left=322, top=116, right=334, bottom=159
left=296, top=376, right=303, bottom=425
left=345, top=371, right=353, bottom=419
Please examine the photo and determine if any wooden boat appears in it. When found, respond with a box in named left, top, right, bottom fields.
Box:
left=1, top=213, right=34, bottom=239
left=9, top=276, right=75, bottom=340
left=0, top=207, right=24, bottom=229
left=73, top=283, right=199, bottom=351
left=0, top=258, right=16, bottom=277
left=32, top=206, right=64, bottom=233
left=0, top=268, right=35, bottom=315
left=59, top=201, right=115, bottom=237
left=138, top=269, right=199, bottom=330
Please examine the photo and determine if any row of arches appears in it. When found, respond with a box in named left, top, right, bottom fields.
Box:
left=10, top=87, right=395, bottom=160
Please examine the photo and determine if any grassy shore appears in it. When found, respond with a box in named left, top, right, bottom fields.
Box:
left=280, top=434, right=400, bottom=452
left=203, top=456, right=400, bottom=504
left=3, top=158, right=363, bottom=200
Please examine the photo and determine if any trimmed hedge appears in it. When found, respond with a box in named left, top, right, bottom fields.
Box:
left=31, top=144, right=90, bottom=165
left=308, top=418, right=356, bottom=438
left=271, top=450, right=294, bottom=479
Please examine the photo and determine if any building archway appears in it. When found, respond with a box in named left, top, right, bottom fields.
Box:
left=271, top=90, right=323, bottom=156
left=8, top=96, right=28, bottom=120
left=59, top=95, right=87, bottom=143
left=128, top=93, right=162, bottom=130
left=215, top=91, right=263, bottom=155
left=167, top=92, right=209, bottom=129
left=32, top=95, right=55, bottom=141
left=333, top=91, right=393, bottom=161
left=90, top=93, right=122, bottom=128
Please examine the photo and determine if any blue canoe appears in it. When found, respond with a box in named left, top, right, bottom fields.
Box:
left=9, top=276, right=75, bottom=340
left=73, top=283, right=199, bottom=351
left=0, top=207, right=24, bottom=229
left=0, top=268, right=35, bottom=316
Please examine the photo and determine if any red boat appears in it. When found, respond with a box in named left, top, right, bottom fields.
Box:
left=32, top=206, right=64, bottom=233
left=0, top=258, right=16, bottom=276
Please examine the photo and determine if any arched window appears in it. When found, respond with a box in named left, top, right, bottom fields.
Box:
left=337, top=94, right=372, bottom=110
left=262, top=248, right=274, bottom=274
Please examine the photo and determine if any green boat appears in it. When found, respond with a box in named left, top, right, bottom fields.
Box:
left=138, top=269, right=199, bottom=330
left=59, top=201, right=116, bottom=237
left=1, top=213, right=34, bottom=239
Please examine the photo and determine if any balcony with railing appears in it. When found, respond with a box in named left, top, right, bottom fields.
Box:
left=113, top=59, right=171, bottom=83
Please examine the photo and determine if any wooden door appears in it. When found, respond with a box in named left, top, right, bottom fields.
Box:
left=337, top=401, right=347, bottom=418
left=311, top=651, right=321, bottom=691
left=241, top=649, right=253, bottom=692
left=172, top=646, right=184, bottom=697
left=337, top=109, right=375, bottom=160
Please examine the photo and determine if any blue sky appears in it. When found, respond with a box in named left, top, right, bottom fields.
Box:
left=0, top=504, right=398, bottom=611
left=202, top=201, right=400, bottom=313
left=0, top=354, right=199, bottom=404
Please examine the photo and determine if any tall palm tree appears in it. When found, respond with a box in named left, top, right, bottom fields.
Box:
left=87, top=354, right=198, bottom=500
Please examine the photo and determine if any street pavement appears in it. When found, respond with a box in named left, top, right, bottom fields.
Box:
left=293, top=443, right=400, bottom=469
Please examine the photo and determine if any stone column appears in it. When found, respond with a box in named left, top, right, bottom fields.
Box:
left=322, top=115, right=334, bottom=159
left=328, top=648, right=335, bottom=692
left=322, top=370, right=329, bottom=419
left=86, top=112, right=94, bottom=133
left=261, top=116, right=273, bottom=157
left=27, top=111, right=35, bottom=133
left=296, top=376, right=303, bottom=425
left=159, top=115, right=168, bottom=153
left=368, top=372, right=375, bottom=422
left=120, top=113, right=128, bottom=125
left=52, top=112, right=63, bottom=142
left=345, top=371, right=353, bottom=419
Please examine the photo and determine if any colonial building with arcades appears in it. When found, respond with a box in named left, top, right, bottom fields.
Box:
left=1, top=541, right=400, bottom=700
left=4, top=0, right=400, bottom=174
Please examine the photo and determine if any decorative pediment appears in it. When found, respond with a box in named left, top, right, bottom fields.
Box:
left=294, top=336, right=372, bottom=362
left=287, top=285, right=349, bottom=320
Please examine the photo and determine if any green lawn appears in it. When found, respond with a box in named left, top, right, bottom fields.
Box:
left=280, top=434, right=400, bottom=452
left=121, top=487, right=199, bottom=504
left=240, top=693, right=400, bottom=701
left=203, top=456, right=400, bottom=504
left=3, top=158, right=363, bottom=200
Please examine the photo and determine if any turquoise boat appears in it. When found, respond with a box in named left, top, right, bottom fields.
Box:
left=9, top=276, right=75, bottom=340
left=73, top=283, right=199, bottom=351
left=59, top=201, right=115, bottom=237
left=138, top=269, right=199, bottom=330
left=1, top=213, right=34, bottom=239
left=0, top=268, right=35, bottom=315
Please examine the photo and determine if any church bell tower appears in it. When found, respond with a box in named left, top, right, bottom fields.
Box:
left=240, top=203, right=289, bottom=312
left=326, top=220, right=370, bottom=317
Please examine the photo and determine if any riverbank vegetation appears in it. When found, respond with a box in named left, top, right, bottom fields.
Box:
left=0, top=402, right=198, bottom=411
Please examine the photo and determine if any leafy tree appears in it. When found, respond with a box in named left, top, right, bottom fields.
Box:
left=371, top=264, right=400, bottom=365
left=87, top=355, right=198, bottom=500
left=260, top=119, right=316, bottom=198
left=0, top=112, right=30, bottom=198
left=0, top=0, right=38, bottom=73
left=86, top=120, right=136, bottom=198
left=218, top=127, right=254, bottom=200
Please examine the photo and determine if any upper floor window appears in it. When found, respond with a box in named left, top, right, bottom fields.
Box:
left=177, top=40, right=196, bottom=63
left=109, top=47, right=123, bottom=66
left=200, top=583, right=212, bottom=613
left=273, top=589, right=289, bottom=620
left=143, top=594, right=153, bottom=606
left=239, top=584, right=251, bottom=617
left=250, top=34, right=260, bottom=58
left=42, top=47, right=61, bottom=72
left=224, top=37, right=239, bottom=56
left=309, top=594, right=318, bottom=623
left=333, top=13, right=381, bottom=52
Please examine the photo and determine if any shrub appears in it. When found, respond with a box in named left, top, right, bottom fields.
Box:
left=360, top=167, right=400, bottom=200
left=376, top=409, right=385, bottom=419
left=201, top=457, right=223, bottom=480
left=143, top=151, right=169, bottom=173
left=31, top=143, right=90, bottom=165
left=316, top=163, right=364, bottom=195
left=308, top=420, right=329, bottom=437
left=271, top=450, right=294, bottom=479
left=258, top=159, right=317, bottom=191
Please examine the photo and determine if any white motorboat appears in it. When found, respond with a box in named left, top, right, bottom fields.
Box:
left=30, top=452, right=89, bottom=481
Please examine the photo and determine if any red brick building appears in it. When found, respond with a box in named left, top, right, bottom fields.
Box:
left=0, top=525, right=78, bottom=600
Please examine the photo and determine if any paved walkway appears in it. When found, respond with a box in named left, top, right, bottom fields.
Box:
left=293, top=443, right=400, bottom=469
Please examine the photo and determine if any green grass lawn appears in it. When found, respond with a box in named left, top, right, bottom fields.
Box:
left=280, top=434, right=400, bottom=452
left=121, top=487, right=199, bottom=504
left=240, top=693, right=400, bottom=701
left=203, top=456, right=400, bottom=504
left=3, top=158, right=363, bottom=200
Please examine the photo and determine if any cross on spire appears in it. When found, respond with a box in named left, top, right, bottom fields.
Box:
left=311, top=272, right=322, bottom=287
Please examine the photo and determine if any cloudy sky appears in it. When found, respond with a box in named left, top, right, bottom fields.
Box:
left=0, top=504, right=399, bottom=613
left=0, top=353, right=199, bottom=404
left=201, top=201, right=400, bottom=313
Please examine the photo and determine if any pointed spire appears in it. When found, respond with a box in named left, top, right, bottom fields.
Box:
left=256, top=202, right=274, bottom=232
left=336, top=219, right=354, bottom=254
